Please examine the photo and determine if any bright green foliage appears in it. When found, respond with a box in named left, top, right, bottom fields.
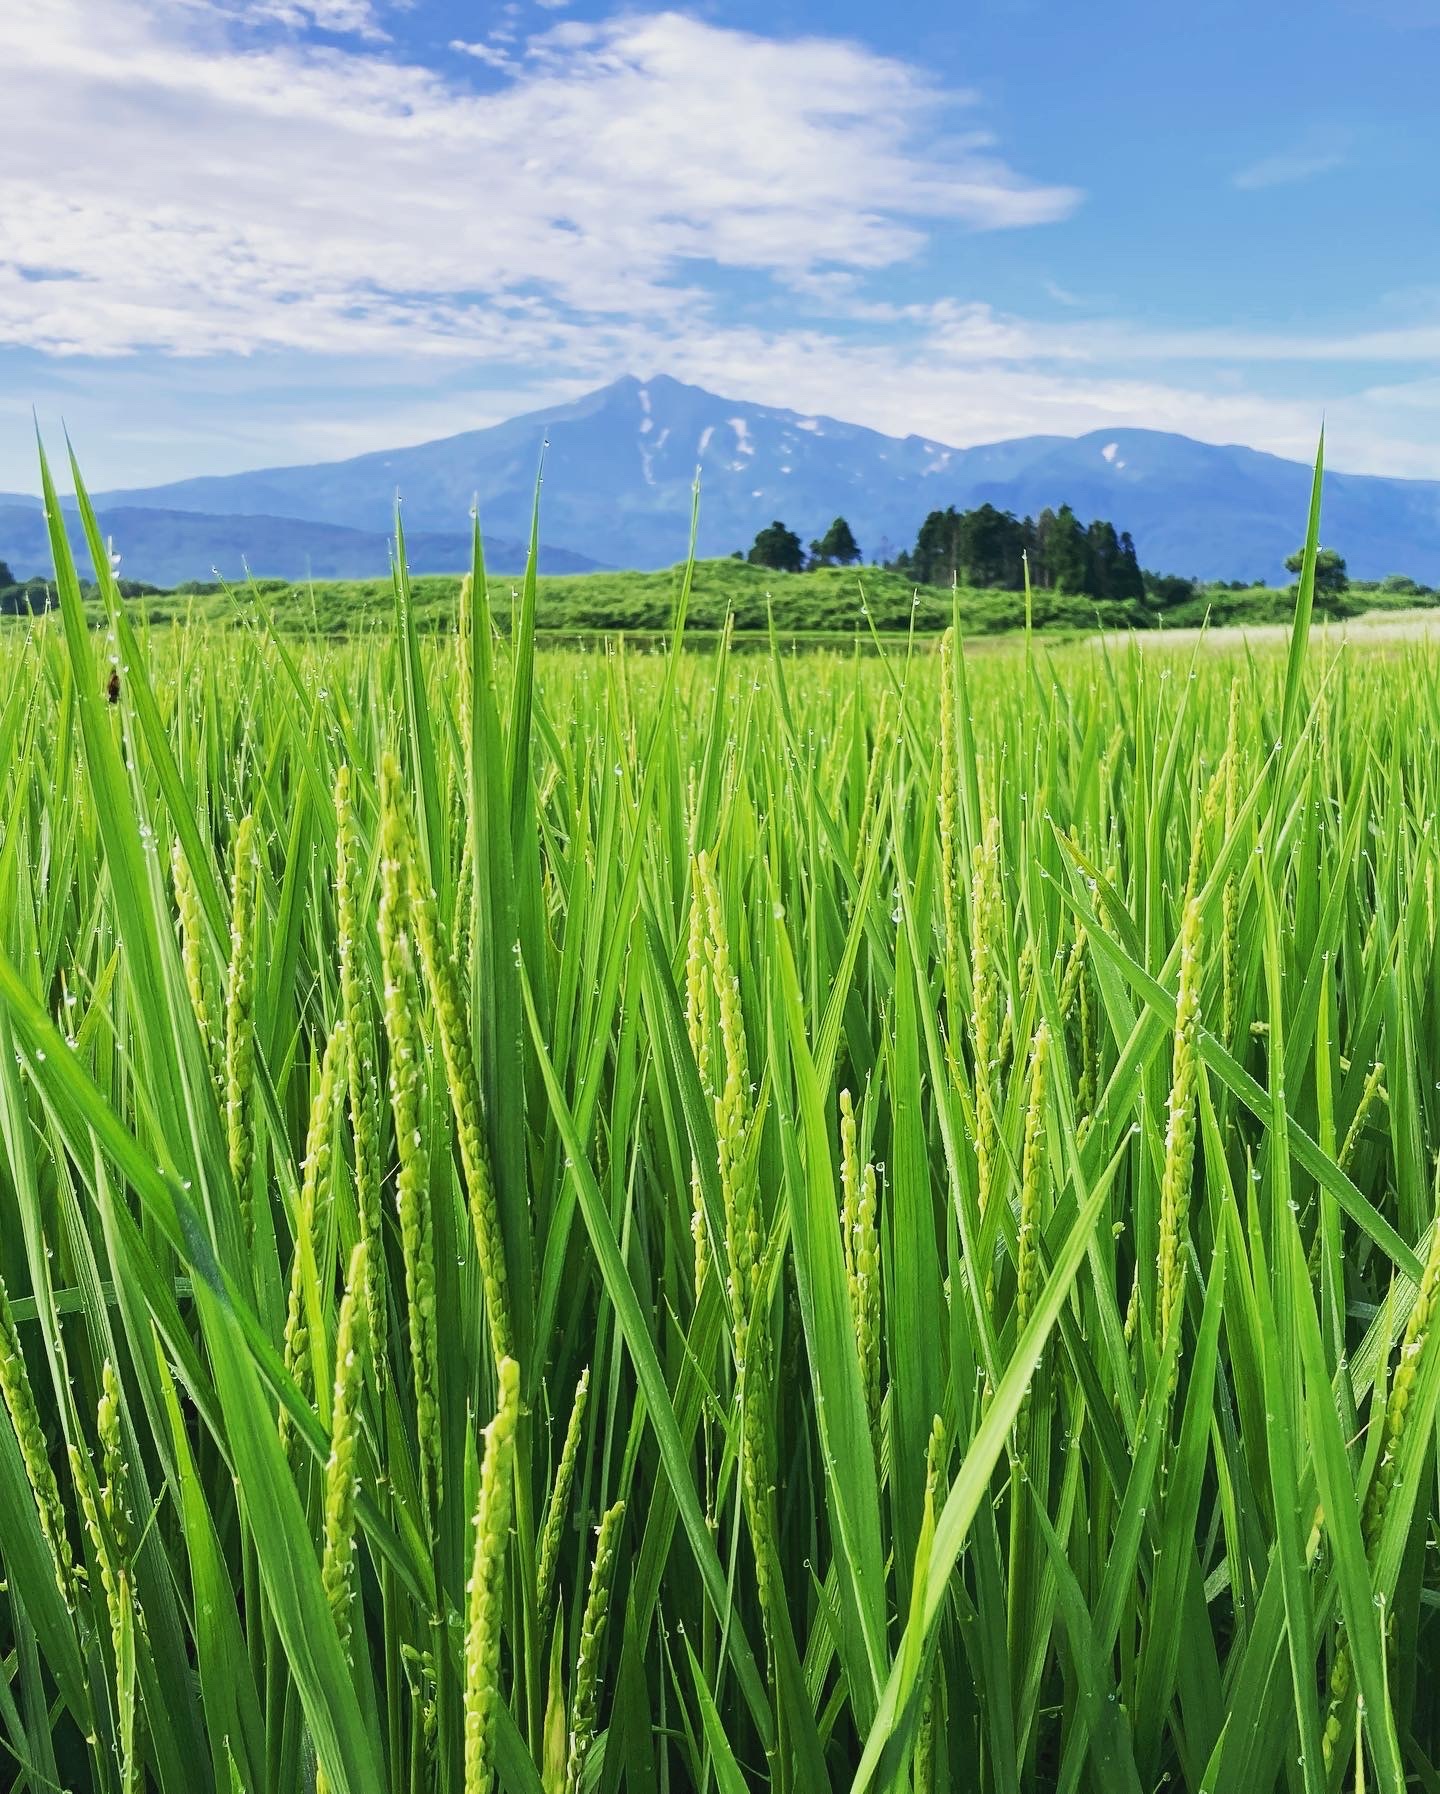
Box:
left=2, top=448, right=1440, bottom=1794
left=27, top=549, right=1440, bottom=637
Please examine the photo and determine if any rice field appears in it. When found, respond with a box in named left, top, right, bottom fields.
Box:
left=2, top=454, right=1439, bottom=1793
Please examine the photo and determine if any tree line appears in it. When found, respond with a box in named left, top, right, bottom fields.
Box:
left=738, top=517, right=862, bottom=573
left=893, top=503, right=1145, bottom=600
left=742, top=503, right=1146, bottom=601
left=738, top=509, right=1420, bottom=612
left=0, top=560, right=54, bottom=614
left=0, top=561, right=166, bottom=615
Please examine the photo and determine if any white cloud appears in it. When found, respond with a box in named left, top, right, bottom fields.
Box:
left=449, top=38, right=517, bottom=72
left=640, top=329, right=1324, bottom=457
left=1060, top=318, right=1440, bottom=365
left=15, top=308, right=1440, bottom=493
left=13, top=280, right=1440, bottom=491
left=0, top=2, right=1079, bottom=361
left=210, top=0, right=388, bottom=35
left=1043, top=278, right=1085, bottom=307
left=4, top=2, right=1437, bottom=487
left=1234, top=144, right=1347, bottom=190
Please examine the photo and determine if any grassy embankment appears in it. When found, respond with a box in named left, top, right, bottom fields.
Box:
left=16, top=549, right=1436, bottom=639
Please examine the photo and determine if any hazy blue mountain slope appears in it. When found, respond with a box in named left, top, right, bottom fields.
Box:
left=9, top=375, right=1439, bottom=581
left=87, top=374, right=968, bottom=567
left=0, top=502, right=603, bottom=586
left=963, top=429, right=1440, bottom=582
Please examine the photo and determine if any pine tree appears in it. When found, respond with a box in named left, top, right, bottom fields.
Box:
left=1047, top=505, right=1089, bottom=594
left=747, top=521, right=806, bottom=573
left=1114, top=530, right=1145, bottom=601
left=912, top=507, right=964, bottom=586
left=1085, top=519, right=1119, bottom=599
left=809, top=517, right=861, bottom=567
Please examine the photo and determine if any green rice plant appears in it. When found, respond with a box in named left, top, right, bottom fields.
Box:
left=464, top=1357, right=520, bottom=1794
left=72, top=1360, right=141, bottom=1794
left=377, top=749, right=444, bottom=1522
left=320, top=1239, right=370, bottom=1660
left=334, top=762, right=388, bottom=1377
left=0, top=435, right=1439, bottom=1794
left=536, top=1365, right=589, bottom=1616
left=0, top=1270, right=77, bottom=1605
left=223, top=812, right=259, bottom=1243
left=685, top=864, right=714, bottom=1302
left=1156, top=898, right=1202, bottom=1375
left=563, top=1497, right=624, bottom=1794
left=406, top=829, right=513, bottom=1368
left=280, top=1021, right=346, bottom=1456
left=173, top=838, right=224, bottom=1089
left=968, top=812, right=1004, bottom=1225
left=839, top=1088, right=882, bottom=1460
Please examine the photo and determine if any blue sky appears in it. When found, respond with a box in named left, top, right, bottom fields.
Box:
left=3, top=0, right=1438, bottom=491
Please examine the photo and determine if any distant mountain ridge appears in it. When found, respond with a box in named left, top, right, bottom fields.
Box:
left=6, top=373, right=1440, bottom=583
left=0, top=500, right=603, bottom=586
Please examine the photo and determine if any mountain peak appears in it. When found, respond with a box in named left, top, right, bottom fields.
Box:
left=10, top=375, right=1439, bottom=584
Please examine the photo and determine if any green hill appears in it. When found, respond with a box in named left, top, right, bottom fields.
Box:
left=74, top=558, right=1146, bottom=637
left=7, top=553, right=1436, bottom=639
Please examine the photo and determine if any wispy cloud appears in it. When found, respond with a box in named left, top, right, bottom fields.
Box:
left=1043, top=278, right=1085, bottom=307
left=449, top=37, right=517, bottom=72
left=1234, top=143, right=1347, bottom=190
left=17, top=281, right=1440, bottom=493
left=210, top=0, right=388, bottom=36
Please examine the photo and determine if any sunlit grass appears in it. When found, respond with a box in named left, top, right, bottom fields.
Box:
left=0, top=443, right=1437, bottom=1792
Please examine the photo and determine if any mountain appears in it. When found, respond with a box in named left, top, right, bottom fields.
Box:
left=7, top=374, right=1440, bottom=583
left=0, top=502, right=603, bottom=586
left=944, top=430, right=1440, bottom=584
left=85, top=375, right=986, bottom=573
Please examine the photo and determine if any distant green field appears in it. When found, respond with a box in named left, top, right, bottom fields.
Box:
left=8, top=543, right=1439, bottom=638
left=120, top=558, right=1144, bottom=636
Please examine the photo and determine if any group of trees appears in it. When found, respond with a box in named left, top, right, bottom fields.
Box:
left=740, top=504, right=1148, bottom=602
left=890, top=502, right=1146, bottom=602
left=0, top=560, right=164, bottom=615
left=1284, top=545, right=1349, bottom=598
left=741, top=505, right=1147, bottom=600
left=0, top=560, right=55, bottom=615
left=734, top=507, right=1401, bottom=617
left=742, top=516, right=862, bottom=573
